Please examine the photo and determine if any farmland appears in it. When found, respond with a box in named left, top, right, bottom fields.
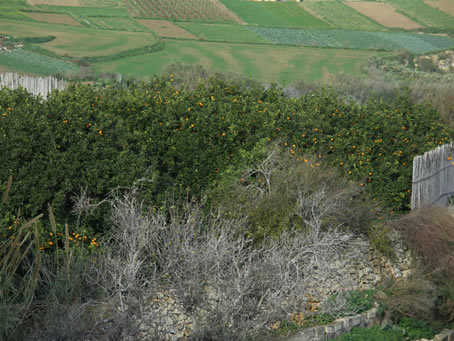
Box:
left=425, top=0, right=454, bottom=17
left=138, top=20, right=197, bottom=39
left=344, top=2, right=422, bottom=30
left=386, top=0, right=454, bottom=29
left=0, top=49, right=79, bottom=75
left=300, top=1, right=385, bottom=31
left=0, top=18, right=157, bottom=58
left=24, top=12, right=82, bottom=26
left=93, top=39, right=390, bottom=83
left=0, top=0, right=454, bottom=83
left=219, top=0, right=329, bottom=28
left=247, top=27, right=454, bottom=54
left=123, top=0, right=243, bottom=23
left=178, top=22, right=268, bottom=43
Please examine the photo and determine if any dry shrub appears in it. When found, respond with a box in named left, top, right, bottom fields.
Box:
left=375, top=270, right=436, bottom=320
left=390, top=205, right=454, bottom=278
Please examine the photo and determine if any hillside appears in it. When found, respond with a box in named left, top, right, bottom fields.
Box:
left=1, top=0, right=454, bottom=82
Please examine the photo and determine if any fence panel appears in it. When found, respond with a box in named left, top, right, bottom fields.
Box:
left=0, top=72, right=66, bottom=99
left=411, top=143, right=454, bottom=209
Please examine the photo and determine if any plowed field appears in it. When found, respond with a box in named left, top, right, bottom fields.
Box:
left=345, top=2, right=422, bottom=29
left=25, top=13, right=82, bottom=26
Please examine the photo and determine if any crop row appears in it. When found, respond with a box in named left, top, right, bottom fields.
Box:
left=0, top=49, right=79, bottom=76
left=123, top=0, right=241, bottom=23
left=79, top=16, right=150, bottom=32
left=246, top=27, right=454, bottom=54
left=301, top=1, right=384, bottom=31
left=386, top=0, right=454, bottom=29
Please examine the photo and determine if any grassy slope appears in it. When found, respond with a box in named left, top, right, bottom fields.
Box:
left=93, top=39, right=391, bottom=83
left=218, top=0, right=329, bottom=28
left=0, top=18, right=156, bottom=57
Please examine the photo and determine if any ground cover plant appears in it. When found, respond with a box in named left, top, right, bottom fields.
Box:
left=246, top=27, right=454, bottom=54
left=301, top=1, right=385, bottom=31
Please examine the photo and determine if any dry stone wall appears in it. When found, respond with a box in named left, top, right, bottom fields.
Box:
left=125, top=228, right=416, bottom=340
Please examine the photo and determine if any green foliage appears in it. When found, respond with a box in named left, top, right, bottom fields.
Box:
left=397, top=316, right=439, bottom=340
left=368, top=223, right=394, bottom=258
left=334, top=326, right=406, bottom=341
left=0, top=79, right=451, bottom=232
left=246, top=27, right=454, bottom=53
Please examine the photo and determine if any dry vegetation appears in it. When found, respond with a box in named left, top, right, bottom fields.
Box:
left=345, top=2, right=422, bottom=29
left=390, top=206, right=454, bottom=277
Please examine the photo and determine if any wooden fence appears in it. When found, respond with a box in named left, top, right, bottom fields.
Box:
left=0, top=72, right=66, bottom=99
left=411, top=143, right=454, bottom=209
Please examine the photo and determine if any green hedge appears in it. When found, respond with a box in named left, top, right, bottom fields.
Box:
left=0, top=77, right=450, bottom=231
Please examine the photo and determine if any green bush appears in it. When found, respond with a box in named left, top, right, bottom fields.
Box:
left=334, top=326, right=405, bottom=341
left=0, top=78, right=451, bottom=233
left=398, top=316, right=439, bottom=340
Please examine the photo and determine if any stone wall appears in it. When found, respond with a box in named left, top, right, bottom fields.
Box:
left=126, top=228, right=416, bottom=340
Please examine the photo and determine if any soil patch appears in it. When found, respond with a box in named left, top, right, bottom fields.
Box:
left=25, top=12, right=82, bottom=26
left=27, top=0, right=82, bottom=6
left=345, top=1, right=422, bottom=29
left=138, top=20, right=197, bottom=39
left=425, top=0, right=454, bottom=16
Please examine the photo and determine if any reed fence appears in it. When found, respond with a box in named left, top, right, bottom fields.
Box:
left=0, top=72, right=66, bottom=99
left=411, top=143, right=454, bottom=209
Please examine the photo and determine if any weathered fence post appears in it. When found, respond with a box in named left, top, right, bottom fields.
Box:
left=411, top=143, right=454, bottom=209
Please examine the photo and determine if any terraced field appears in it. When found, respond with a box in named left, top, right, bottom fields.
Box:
left=179, top=22, right=268, bottom=43
left=386, top=0, right=454, bottom=29
left=123, top=0, right=243, bottom=23
left=300, top=1, right=385, bottom=31
left=219, top=0, right=330, bottom=28
left=93, top=39, right=389, bottom=83
left=345, top=2, right=422, bottom=30
left=247, top=27, right=454, bottom=54
left=1, top=0, right=454, bottom=83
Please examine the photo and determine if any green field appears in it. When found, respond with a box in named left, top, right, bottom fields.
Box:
left=79, top=16, right=150, bottom=31
left=178, top=22, right=268, bottom=43
left=0, top=49, right=80, bottom=75
left=92, top=39, right=390, bottom=83
left=219, top=0, right=330, bottom=28
left=0, top=18, right=156, bottom=57
left=247, top=27, right=454, bottom=54
left=386, top=0, right=454, bottom=29
left=301, top=1, right=385, bottom=31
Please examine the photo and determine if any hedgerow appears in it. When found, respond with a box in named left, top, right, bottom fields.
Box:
left=0, top=76, right=451, bottom=231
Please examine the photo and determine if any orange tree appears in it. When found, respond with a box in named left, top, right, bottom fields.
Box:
left=0, top=77, right=451, bottom=233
